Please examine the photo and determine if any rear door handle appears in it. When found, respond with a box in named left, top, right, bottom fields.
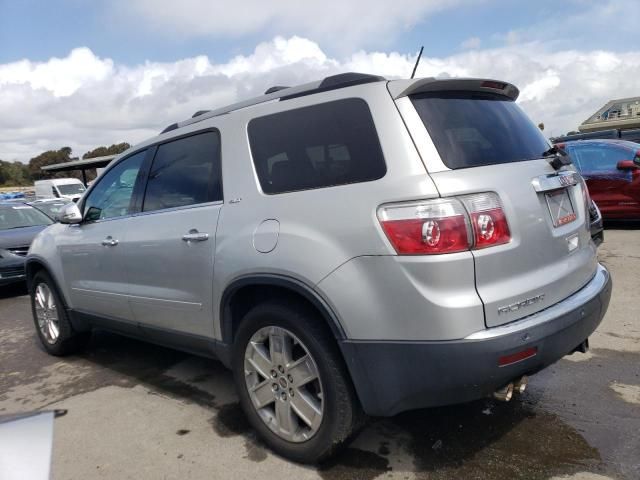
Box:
left=182, top=230, right=209, bottom=242
left=101, top=236, right=118, bottom=247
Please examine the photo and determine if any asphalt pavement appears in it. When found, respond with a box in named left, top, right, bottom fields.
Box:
left=0, top=229, right=638, bottom=480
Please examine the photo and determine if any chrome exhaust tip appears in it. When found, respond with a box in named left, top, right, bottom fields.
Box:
left=493, top=383, right=514, bottom=402
left=514, top=375, right=528, bottom=394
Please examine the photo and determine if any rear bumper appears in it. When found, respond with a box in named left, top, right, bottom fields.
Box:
left=340, top=264, right=612, bottom=416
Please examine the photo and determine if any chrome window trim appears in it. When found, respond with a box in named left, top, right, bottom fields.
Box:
left=132, top=200, right=224, bottom=219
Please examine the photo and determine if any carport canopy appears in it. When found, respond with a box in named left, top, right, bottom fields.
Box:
left=40, top=155, right=116, bottom=186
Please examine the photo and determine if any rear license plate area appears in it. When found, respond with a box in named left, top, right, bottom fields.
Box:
left=545, top=188, right=576, bottom=227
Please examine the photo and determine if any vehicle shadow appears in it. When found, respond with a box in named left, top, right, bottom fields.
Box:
left=604, top=219, right=640, bottom=229
left=67, top=332, right=603, bottom=480
left=0, top=282, right=28, bottom=300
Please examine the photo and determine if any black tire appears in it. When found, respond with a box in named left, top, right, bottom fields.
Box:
left=232, top=299, right=363, bottom=463
left=30, top=270, right=90, bottom=356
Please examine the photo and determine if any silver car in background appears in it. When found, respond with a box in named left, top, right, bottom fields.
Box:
left=26, top=73, right=612, bottom=463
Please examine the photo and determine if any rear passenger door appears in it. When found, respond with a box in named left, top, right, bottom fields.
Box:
left=122, top=130, right=223, bottom=337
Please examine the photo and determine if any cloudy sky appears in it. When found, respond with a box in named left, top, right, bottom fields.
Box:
left=1, top=0, right=639, bottom=161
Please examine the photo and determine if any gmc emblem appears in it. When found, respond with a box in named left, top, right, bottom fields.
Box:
left=559, top=174, right=575, bottom=187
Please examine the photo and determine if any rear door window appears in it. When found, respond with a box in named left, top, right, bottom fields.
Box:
left=411, top=92, right=550, bottom=169
left=248, top=98, right=386, bottom=194
left=142, top=131, right=222, bottom=212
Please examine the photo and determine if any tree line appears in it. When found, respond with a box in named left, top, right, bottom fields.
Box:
left=0, top=143, right=130, bottom=187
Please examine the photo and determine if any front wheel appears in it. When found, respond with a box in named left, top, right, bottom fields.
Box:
left=232, top=300, right=363, bottom=463
left=30, top=270, right=90, bottom=356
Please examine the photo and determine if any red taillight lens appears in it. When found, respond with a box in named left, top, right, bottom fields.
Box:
left=460, top=193, right=511, bottom=249
left=378, top=199, right=471, bottom=255
left=378, top=193, right=510, bottom=255
left=481, top=80, right=507, bottom=90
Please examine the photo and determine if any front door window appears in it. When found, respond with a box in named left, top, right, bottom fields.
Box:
left=83, top=151, right=146, bottom=221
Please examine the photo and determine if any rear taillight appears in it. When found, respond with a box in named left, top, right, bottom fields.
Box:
left=378, top=193, right=511, bottom=255
left=480, top=80, right=507, bottom=90
left=377, top=199, right=470, bottom=254
left=460, top=193, right=511, bottom=249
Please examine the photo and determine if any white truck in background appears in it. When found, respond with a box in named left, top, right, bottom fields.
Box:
left=34, top=178, right=86, bottom=201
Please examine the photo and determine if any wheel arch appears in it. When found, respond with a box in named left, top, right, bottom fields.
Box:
left=219, top=274, right=347, bottom=346
left=26, top=258, right=51, bottom=292
left=25, top=258, right=70, bottom=307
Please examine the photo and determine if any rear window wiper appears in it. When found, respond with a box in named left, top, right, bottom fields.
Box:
left=541, top=145, right=567, bottom=158
left=542, top=145, right=572, bottom=170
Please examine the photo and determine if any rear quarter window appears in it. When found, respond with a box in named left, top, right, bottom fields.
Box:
left=248, top=98, right=386, bottom=194
left=411, top=91, right=550, bottom=169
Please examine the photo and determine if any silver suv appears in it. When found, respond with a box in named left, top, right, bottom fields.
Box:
left=26, top=73, right=612, bottom=463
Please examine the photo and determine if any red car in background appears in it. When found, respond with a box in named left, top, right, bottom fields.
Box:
left=558, top=139, right=640, bottom=220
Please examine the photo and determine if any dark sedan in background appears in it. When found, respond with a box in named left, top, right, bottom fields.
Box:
left=557, top=139, right=640, bottom=220
left=0, top=202, right=53, bottom=286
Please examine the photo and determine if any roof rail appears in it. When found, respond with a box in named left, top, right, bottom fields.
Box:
left=161, top=72, right=387, bottom=134
left=264, top=86, right=289, bottom=94
left=192, top=110, right=211, bottom=118
left=320, top=72, right=384, bottom=89
left=280, top=72, right=385, bottom=101
left=160, top=123, right=179, bottom=134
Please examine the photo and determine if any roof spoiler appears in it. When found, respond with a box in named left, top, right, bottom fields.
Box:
left=388, top=78, right=520, bottom=101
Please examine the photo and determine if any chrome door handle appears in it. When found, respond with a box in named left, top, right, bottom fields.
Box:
left=101, top=236, right=118, bottom=247
left=182, top=230, right=209, bottom=242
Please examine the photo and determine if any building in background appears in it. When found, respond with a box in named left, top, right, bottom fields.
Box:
left=579, top=97, right=640, bottom=133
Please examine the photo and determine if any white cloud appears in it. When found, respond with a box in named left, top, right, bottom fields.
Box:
left=1, top=36, right=640, bottom=160
left=114, top=0, right=477, bottom=50
left=491, top=0, right=639, bottom=51
left=460, top=37, right=481, bottom=50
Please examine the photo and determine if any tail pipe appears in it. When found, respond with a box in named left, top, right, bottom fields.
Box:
left=493, top=375, right=528, bottom=402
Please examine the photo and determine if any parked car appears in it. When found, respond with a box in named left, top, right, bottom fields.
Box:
left=556, top=139, right=640, bottom=219
left=26, top=73, right=612, bottom=463
left=0, top=202, right=52, bottom=286
left=28, top=199, right=72, bottom=221
left=34, top=178, right=86, bottom=201
left=0, top=191, right=26, bottom=200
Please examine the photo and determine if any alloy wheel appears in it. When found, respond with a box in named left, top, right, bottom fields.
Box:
left=34, top=283, right=60, bottom=344
left=244, top=326, right=324, bottom=443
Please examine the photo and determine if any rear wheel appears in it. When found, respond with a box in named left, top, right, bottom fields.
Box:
left=30, top=270, right=90, bottom=356
left=232, top=300, right=362, bottom=463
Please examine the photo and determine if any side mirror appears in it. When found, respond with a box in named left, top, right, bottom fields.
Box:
left=616, top=160, right=638, bottom=171
left=59, top=203, right=83, bottom=224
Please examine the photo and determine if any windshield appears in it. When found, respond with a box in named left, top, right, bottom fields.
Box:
left=0, top=205, right=53, bottom=230
left=30, top=201, right=69, bottom=218
left=411, top=92, right=551, bottom=169
left=57, top=183, right=86, bottom=195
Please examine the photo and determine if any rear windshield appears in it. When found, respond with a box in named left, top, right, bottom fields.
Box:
left=411, top=92, right=550, bottom=169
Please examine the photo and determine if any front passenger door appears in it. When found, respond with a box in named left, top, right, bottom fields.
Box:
left=58, top=150, right=147, bottom=320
